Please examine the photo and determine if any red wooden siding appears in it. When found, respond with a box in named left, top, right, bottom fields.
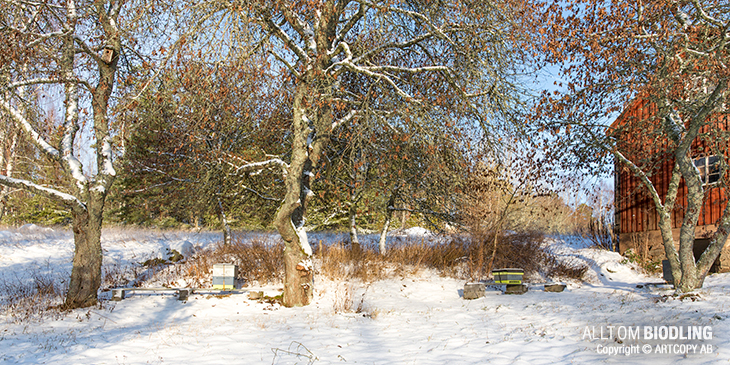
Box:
left=614, top=98, right=730, bottom=234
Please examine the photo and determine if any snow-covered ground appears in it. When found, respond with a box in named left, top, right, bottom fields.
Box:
left=0, top=226, right=729, bottom=364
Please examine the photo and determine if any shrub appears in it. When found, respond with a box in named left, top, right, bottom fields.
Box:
left=182, top=235, right=284, bottom=287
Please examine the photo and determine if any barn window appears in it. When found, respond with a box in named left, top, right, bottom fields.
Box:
left=693, top=155, right=721, bottom=185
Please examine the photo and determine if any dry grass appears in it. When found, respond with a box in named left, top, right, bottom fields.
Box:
left=0, top=230, right=588, bottom=324
left=314, top=231, right=587, bottom=283
left=467, top=232, right=589, bottom=282
left=0, top=264, right=66, bottom=323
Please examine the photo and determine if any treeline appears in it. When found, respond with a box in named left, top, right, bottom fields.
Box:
left=0, top=144, right=612, bottom=240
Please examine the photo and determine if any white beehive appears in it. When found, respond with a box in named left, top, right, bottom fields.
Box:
left=212, top=264, right=237, bottom=290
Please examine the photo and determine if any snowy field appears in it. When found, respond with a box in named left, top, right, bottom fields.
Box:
left=0, top=226, right=729, bottom=364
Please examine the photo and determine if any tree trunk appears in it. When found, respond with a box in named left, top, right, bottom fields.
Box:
left=675, top=153, right=706, bottom=292
left=348, top=202, right=360, bottom=256
left=378, top=210, right=392, bottom=255
left=0, top=126, right=18, bottom=219
left=218, top=198, right=232, bottom=245
left=271, top=10, right=339, bottom=306
left=378, top=193, right=397, bottom=255
left=65, top=194, right=104, bottom=309
left=487, top=229, right=500, bottom=275
left=274, top=82, right=316, bottom=307
left=1, top=87, right=20, bottom=219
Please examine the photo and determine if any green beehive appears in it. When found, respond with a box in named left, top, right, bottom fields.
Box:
left=492, top=268, right=524, bottom=284
left=212, top=264, right=237, bottom=289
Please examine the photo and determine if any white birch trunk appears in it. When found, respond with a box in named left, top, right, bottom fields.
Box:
left=378, top=212, right=391, bottom=255
left=218, top=198, right=232, bottom=245
left=348, top=200, right=360, bottom=251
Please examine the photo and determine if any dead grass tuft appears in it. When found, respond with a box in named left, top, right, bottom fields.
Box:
left=313, top=231, right=587, bottom=283
left=0, top=264, right=66, bottom=323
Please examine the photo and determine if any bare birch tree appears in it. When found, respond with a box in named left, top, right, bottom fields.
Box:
left=0, top=0, right=159, bottom=308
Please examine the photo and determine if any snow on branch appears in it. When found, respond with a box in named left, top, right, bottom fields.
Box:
left=327, top=42, right=353, bottom=69
left=664, top=111, right=686, bottom=143
left=6, top=77, right=91, bottom=92
left=281, top=6, right=316, bottom=55
left=0, top=174, right=85, bottom=211
left=332, top=109, right=358, bottom=130
left=341, top=61, right=418, bottom=101
left=91, top=135, right=116, bottom=193
left=231, top=158, right=290, bottom=177
left=99, top=135, right=116, bottom=177
left=0, top=99, right=60, bottom=160
left=60, top=80, right=88, bottom=191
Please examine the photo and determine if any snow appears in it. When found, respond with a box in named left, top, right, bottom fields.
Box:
left=1, top=228, right=730, bottom=364
left=295, top=224, right=313, bottom=257
left=398, top=226, right=434, bottom=236
left=65, top=155, right=88, bottom=186
left=100, top=137, right=116, bottom=177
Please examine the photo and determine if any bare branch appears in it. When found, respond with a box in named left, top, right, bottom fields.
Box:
left=613, top=150, right=666, bottom=212
left=270, top=50, right=302, bottom=80
left=691, top=0, right=726, bottom=27
left=260, top=11, right=310, bottom=64
left=354, top=33, right=434, bottom=64
left=0, top=99, right=60, bottom=161
left=230, top=158, right=290, bottom=177
left=363, top=65, right=449, bottom=74
left=73, top=35, right=106, bottom=64
left=6, top=77, right=92, bottom=93
left=0, top=174, right=85, bottom=211
left=281, top=5, right=316, bottom=54
left=238, top=184, right=280, bottom=202
left=331, top=3, right=366, bottom=51
left=356, top=0, right=457, bottom=46
left=332, top=109, right=358, bottom=130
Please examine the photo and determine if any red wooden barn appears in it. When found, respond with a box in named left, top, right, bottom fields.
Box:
left=613, top=97, right=730, bottom=272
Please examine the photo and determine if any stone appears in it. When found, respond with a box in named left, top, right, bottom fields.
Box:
left=248, top=291, right=264, bottom=300
left=544, top=284, right=566, bottom=292
left=463, top=283, right=485, bottom=299
left=504, top=284, right=527, bottom=295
